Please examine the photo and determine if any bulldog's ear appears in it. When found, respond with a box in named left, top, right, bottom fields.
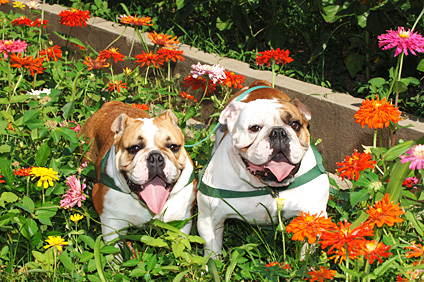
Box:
left=219, top=101, right=246, bottom=131
left=111, top=113, right=129, bottom=136
left=158, top=109, right=179, bottom=127
left=291, top=98, right=311, bottom=121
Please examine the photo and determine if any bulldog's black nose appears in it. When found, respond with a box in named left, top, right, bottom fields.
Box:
left=269, top=127, right=287, bottom=140
left=147, top=152, right=164, bottom=168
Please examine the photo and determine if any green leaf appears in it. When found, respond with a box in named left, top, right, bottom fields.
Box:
left=187, top=235, right=205, bottom=244
left=76, top=251, right=94, bottom=263
left=59, top=253, right=74, bottom=271
left=10, top=95, right=31, bottom=103
left=350, top=189, right=369, bottom=207
left=393, top=80, right=407, bottom=93
left=351, top=210, right=369, bottom=229
left=207, top=258, right=221, bottom=282
left=62, top=101, right=75, bottom=120
left=79, top=235, right=95, bottom=249
left=386, top=161, right=411, bottom=203
left=23, top=108, right=42, bottom=123
left=417, top=59, right=424, bottom=72
left=100, top=245, right=119, bottom=254
left=121, top=259, right=139, bottom=267
left=94, top=235, right=107, bottom=282
left=383, top=140, right=414, bottom=161
left=129, top=268, right=146, bottom=278
left=35, top=142, right=51, bottom=167
left=22, top=196, right=35, bottom=213
left=0, top=157, right=14, bottom=186
left=172, top=270, right=190, bottom=282
left=372, top=257, right=398, bottom=276
left=20, top=218, right=39, bottom=239
left=225, top=249, right=242, bottom=282
left=0, top=192, right=18, bottom=208
left=405, top=210, right=424, bottom=236
left=171, top=241, right=185, bottom=258
left=140, top=235, right=168, bottom=248
left=50, top=128, right=61, bottom=144
left=345, top=53, right=364, bottom=78
left=54, top=32, right=86, bottom=49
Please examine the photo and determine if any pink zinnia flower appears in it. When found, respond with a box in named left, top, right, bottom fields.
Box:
left=0, top=39, right=28, bottom=59
left=378, top=27, right=424, bottom=57
left=60, top=175, right=87, bottom=209
left=190, top=62, right=226, bottom=84
left=400, top=144, right=424, bottom=170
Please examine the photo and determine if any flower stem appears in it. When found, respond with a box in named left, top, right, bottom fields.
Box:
left=373, top=129, right=378, bottom=148
left=277, top=210, right=286, bottom=262
left=301, top=243, right=311, bottom=280
left=271, top=60, right=275, bottom=88
left=412, top=6, right=424, bottom=31
left=105, top=25, right=127, bottom=50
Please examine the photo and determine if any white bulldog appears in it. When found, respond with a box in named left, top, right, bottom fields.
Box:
left=80, top=101, right=196, bottom=244
left=197, top=80, right=329, bottom=257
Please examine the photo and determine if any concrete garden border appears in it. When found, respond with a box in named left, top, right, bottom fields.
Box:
left=2, top=1, right=423, bottom=173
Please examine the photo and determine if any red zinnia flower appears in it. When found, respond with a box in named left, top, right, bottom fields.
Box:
left=336, top=150, right=376, bottom=181
left=222, top=70, right=245, bottom=89
left=320, top=220, right=373, bottom=254
left=255, top=48, right=294, bottom=68
left=359, top=240, right=392, bottom=264
left=11, top=16, right=33, bottom=26
left=156, top=48, right=185, bottom=62
left=59, top=8, right=90, bottom=28
left=365, top=193, right=405, bottom=229
left=98, top=47, right=125, bottom=64
left=14, top=167, right=33, bottom=177
left=10, top=53, right=44, bottom=76
left=286, top=211, right=334, bottom=244
left=135, top=51, right=164, bottom=68
left=182, top=75, right=216, bottom=95
left=31, top=18, right=49, bottom=27
left=132, top=103, right=149, bottom=111
left=107, top=80, right=127, bottom=93
left=148, top=31, right=180, bottom=47
left=0, top=176, right=5, bottom=184
left=405, top=243, right=424, bottom=258
left=307, top=266, right=337, bottom=282
left=83, top=56, right=110, bottom=70
left=39, top=45, right=62, bottom=62
left=179, top=91, right=197, bottom=102
left=354, top=96, right=401, bottom=129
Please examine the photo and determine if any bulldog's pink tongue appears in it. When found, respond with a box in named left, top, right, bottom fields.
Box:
left=139, top=177, right=170, bottom=214
left=264, top=161, right=295, bottom=182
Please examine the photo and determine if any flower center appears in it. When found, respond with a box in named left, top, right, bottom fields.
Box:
left=398, top=30, right=410, bottom=39
left=413, top=145, right=424, bottom=159
left=4, top=40, right=13, bottom=45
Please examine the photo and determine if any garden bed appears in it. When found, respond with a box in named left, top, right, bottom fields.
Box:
left=1, top=1, right=423, bottom=173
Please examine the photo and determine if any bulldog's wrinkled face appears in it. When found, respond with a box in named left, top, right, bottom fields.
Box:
left=111, top=110, right=186, bottom=214
left=220, top=98, right=311, bottom=187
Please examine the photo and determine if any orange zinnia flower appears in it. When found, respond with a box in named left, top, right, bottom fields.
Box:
left=405, top=243, right=424, bottom=258
left=354, top=96, right=401, bottom=129
left=359, top=240, right=392, bottom=264
left=222, top=70, right=245, bottom=89
left=83, top=56, right=110, bottom=71
left=182, top=75, right=216, bottom=96
left=59, top=8, right=90, bottom=28
left=255, top=48, right=294, bottom=68
left=320, top=220, right=373, bottom=254
left=148, top=31, right=180, bottom=47
left=98, top=47, right=125, bottom=64
left=328, top=246, right=361, bottom=264
left=0, top=176, right=5, bottom=184
left=39, top=45, right=62, bottom=62
left=107, top=80, right=127, bottom=93
left=135, top=51, right=164, bottom=68
left=179, top=91, right=197, bottom=102
left=10, top=53, right=44, bottom=76
left=132, top=103, right=149, bottom=111
left=14, top=167, right=33, bottom=177
left=365, top=193, right=404, bottom=229
left=0, top=0, right=9, bottom=5
left=119, top=14, right=153, bottom=26
left=336, top=150, right=376, bottom=181
left=265, top=261, right=290, bottom=269
left=156, top=48, right=185, bottom=62
left=11, top=16, right=33, bottom=26
left=286, top=211, right=334, bottom=244
left=307, top=266, right=337, bottom=282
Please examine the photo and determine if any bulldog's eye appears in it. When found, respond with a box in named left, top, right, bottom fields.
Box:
left=127, top=145, right=142, bottom=154
left=290, top=121, right=302, bottom=131
left=169, top=144, right=180, bottom=153
left=249, top=125, right=262, bottom=133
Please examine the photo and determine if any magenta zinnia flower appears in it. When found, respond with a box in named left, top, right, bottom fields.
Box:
left=190, top=62, right=226, bottom=84
left=0, top=39, right=28, bottom=59
left=378, top=27, right=424, bottom=57
left=400, top=144, right=424, bottom=170
left=60, top=175, right=87, bottom=209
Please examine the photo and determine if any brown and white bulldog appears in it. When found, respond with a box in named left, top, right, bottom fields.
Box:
left=80, top=101, right=196, bottom=244
left=197, top=80, right=329, bottom=257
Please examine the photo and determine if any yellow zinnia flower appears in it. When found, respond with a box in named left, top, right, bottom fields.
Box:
left=30, top=167, right=59, bottom=188
left=70, top=214, right=84, bottom=222
left=13, top=1, right=25, bottom=9
left=44, top=236, right=69, bottom=252
left=275, top=198, right=285, bottom=211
